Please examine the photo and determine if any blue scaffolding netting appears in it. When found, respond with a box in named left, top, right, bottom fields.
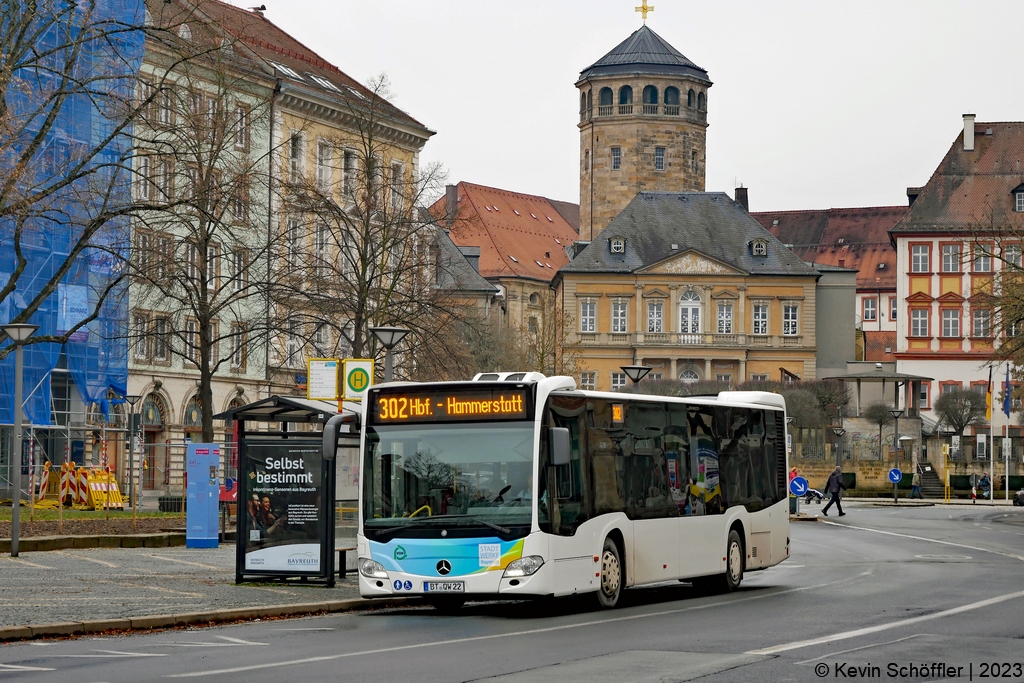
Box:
left=1, top=0, right=145, bottom=426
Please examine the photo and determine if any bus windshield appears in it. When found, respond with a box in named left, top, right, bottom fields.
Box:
left=363, top=422, right=535, bottom=535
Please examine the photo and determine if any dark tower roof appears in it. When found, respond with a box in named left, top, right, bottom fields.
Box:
left=577, top=25, right=710, bottom=83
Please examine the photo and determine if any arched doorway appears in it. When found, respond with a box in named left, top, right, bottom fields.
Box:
left=679, top=290, right=702, bottom=335
left=141, top=394, right=167, bottom=489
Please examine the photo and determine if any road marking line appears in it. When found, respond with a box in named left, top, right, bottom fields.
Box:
left=0, top=557, right=53, bottom=570
left=818, top=520, right=1024, bottom=561
left=0, top=663, right=56, bottom=671
left=166, top=580, right=851, bottom=678
left=57, top=651, right=169, bottom=658
left=747, top=589, right=1024, bottom=655
left=215, top=636, right=266, bottom=645
left=142, top=555, right=226, bottom=571
left=794, top=634, right=931, bottom=664
left=55, top=551, right=120, bottom=568
left=272, top=628, right=335, bottom=632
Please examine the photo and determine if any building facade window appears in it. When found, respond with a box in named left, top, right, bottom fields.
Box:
left=611, top=372, right=626, bottom=391
left=611, top=300, right=628, bottom=333
left=679, top=290, right=701, bottom=334
left=230, top=324, right=246, bottom=371
left=611, top=146, right=621, bottom=171
left=205, top=244, right=219, bottom=291
left=390, top=163, right=404, bottom=212
left=919, top=383, right=930, bottom=410
left=973, top=308, right=991, bottom=337
left=343, top=150, right=357, bottom=195
left=890, top=296, right=898, bottom=320
left=579, top=300, right=596, bottom=333
left=316, top=140, right=331, bottom=190
left=230, top=249, right=247, bottom=293
left=654, top=147, right=665, bottom=171
left=185, top=319, right=199, bottom=364
left=152, top=317, right=169, bottom=361
left=911, top=244, right=930, bottom=273
left=783, top=304, right=799, bottom=336
left=1016, top=191, right=1024, bottom=213
left=941, top=309, right=960, bottom=338
left=941, top=243, right=961, bottom=272
left=679, top=369, right=699, bottom=383
left=289, top=133, right=304, bottom=183
left=287, top=218, right=301, bottom=268
left=1005, top=244, right=1022, bottom=268
left=940, top=381, right=961, bottom=395
left=580, top=371, right=596, bottom=391
left=911, top=309, right=929, bottom=337
left=974, top=245, right=992, bottom=273
left=647, top=301, right=664, bottom=333
left=752, top=303, right=768, bottom=335
left=717, top=302, right=733, bottom=333
left=132, top=313, right=149, bottom=360
left=863, top=297, right=877, bottom=321
left=233, top=105, right=249, bottom=150
left=751, top=373, right=769, bottom=382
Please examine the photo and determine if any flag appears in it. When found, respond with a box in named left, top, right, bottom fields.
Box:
left=985, top=366, right=993, bottom=421
left=1004, top=365, right=1012, bottom=418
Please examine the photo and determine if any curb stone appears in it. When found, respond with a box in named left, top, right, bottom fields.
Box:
left=0, top=597, right=414, bottom=643
left=0, top=533, right=185, bottom=553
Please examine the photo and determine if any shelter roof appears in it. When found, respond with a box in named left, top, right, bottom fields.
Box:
left=821, top=367, right=933, bottom=382
left=753, top=206, right=906, bottom=290
left=213, top=395, right=359, bottom=423
left=430, top=182, right=579, bottom=283
left=577, top=25, right=709, bottom=83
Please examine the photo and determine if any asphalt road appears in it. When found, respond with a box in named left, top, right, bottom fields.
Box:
left=2, top=503, right=1023, bottom=683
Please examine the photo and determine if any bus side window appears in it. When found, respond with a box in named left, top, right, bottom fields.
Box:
left=541, top=395, right=591, bottom=536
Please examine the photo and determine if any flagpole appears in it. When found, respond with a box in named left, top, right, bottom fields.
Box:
left=987, top=365, right=993, bottom=501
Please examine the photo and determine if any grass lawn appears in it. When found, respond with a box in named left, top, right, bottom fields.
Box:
left=0, top=508, right=182, bottom=521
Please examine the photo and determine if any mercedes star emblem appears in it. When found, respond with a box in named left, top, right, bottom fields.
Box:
left=436, top=559, right=452, bottom=576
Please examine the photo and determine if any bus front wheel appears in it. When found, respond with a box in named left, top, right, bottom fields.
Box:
left=595, top=537, right=622, bottom=609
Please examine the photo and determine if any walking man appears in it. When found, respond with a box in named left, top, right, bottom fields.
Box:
left=822, top=465, right=846, bottom=517
left=910, top=470, right=923, bottom=499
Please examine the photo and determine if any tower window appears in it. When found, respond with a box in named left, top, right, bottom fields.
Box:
left=697, top=92, right=706, bottom=111
left=642, top=85, right=659, bottom=104
left=654, top=147, right=665, bottom=171
left=611, top=146, right=621, bottom=170
left=599, top=87, right=613, bottom=106
left=691, top=151, right=698, bottom=174
left=618, top=86, right=633, bottom=105
left=687, top=89, right=695, bottom=107
left=665, top=87, right=680, bottom=105
left=584, top=149, right=590, bottom=171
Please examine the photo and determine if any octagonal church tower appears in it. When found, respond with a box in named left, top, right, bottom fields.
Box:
left=577, top=25, right=712, bottom=240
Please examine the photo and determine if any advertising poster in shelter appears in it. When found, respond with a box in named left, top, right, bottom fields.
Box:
left=243, top=439, right=326, bottom=573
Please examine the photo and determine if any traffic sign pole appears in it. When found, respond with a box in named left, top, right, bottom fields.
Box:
left=888, top=468, right=903, bottom=505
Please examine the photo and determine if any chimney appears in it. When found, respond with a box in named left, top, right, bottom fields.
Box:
left=734, top=186, right=749, bottom=211
left=458, top=246, right=480, bottom=273
left=963, top=114, right=976, bottom=152
left=445, top=184, right=458, bottom=226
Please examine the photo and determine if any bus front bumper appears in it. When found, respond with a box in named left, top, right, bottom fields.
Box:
left=358, top=561, right=553, bottom=599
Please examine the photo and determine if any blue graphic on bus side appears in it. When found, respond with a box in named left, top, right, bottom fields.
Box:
left=370, top=536, right=524, bottom=578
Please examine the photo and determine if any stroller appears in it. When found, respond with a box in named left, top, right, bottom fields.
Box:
left=802, top=488, right=825, bottom=504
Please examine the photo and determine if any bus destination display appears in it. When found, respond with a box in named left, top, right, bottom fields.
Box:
left=370, top=387, right=529, bottom=423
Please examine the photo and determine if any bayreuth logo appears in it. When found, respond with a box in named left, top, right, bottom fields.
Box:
left=436, top=559, right=451, bottom=576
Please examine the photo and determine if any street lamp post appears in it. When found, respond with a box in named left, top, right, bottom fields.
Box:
left=368, top=326, right=410, bottom=382
left=831, top=427, right=846, bottom=468
left=889, top=409, right=904, bottom=504
left=124, top=395, right=142, bottom=532
left=621, top=365, right=652, bottom=388
left=3, top=323, right=38, bottom=557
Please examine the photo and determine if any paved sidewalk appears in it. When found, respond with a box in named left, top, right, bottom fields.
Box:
left=0, top=543, right=362, bottom=629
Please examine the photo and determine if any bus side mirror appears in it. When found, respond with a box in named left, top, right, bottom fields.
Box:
left=322, top=413, right=359, bottom=461
left=550, top=427, right=570, bottom=466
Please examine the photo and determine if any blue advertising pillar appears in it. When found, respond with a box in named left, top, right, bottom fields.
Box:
left=186, top=444, right=221, bottom=548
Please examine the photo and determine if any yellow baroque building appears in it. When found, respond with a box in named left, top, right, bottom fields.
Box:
left=554, top=192, right=822, bottom=391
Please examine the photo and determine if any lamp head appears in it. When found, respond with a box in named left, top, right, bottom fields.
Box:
left=1, top=323, right=39, bottom=343
left=889, top=409, right=904, bottom=419
left=369, top=325, right=410, bottom=350
left=621, top=365, right=652, bottom=384
left=125, top=394, right=142, bottom=406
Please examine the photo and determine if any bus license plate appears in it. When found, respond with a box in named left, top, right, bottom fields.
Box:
left=424, top=581, right=464, bottom=592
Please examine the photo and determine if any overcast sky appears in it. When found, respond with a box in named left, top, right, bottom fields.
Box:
left=232, top=0, right=1023, bottom=212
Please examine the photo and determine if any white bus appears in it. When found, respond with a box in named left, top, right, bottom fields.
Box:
left=355, top=372, right=790, bottom=609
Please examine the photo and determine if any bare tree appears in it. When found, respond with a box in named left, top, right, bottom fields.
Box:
left=276, top=76, right=466, bottom=380
left=863, top=402, right=894, bottom=456
left=933, top=389, right=987, bottom=438
left=128, top=5, right=276, bottom=441
left=518, top=295, right=580, bottom=377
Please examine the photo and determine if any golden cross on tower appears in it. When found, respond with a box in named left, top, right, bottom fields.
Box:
left=635, top=0, right=654, bottom=23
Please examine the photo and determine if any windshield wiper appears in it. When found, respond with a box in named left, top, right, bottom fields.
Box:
left=371, top=514, right=510, bottom=535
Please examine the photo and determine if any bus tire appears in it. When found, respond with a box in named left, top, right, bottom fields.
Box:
left=595, top=536, right=622, bottom=609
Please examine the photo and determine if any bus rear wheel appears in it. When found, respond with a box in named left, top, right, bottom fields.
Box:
left=595, top=537, right=622, bottom=609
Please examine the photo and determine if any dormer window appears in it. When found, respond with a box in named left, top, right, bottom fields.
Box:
left=610, top=238, right=625, bottom=253
left=1013, top=184, right=1024, bottom=212
left=750, top=239, right=768, bottom=257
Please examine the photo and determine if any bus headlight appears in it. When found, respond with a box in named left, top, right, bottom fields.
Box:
left=503, top=556, right=544, bottom=578
left=359, top=558, right=389, bottom=579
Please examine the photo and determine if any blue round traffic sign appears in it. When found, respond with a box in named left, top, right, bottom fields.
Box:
left=888, top=468, right=903, bottom=484
left=789, top=476, right=809, bottom=496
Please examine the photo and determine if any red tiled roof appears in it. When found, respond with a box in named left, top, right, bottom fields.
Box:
left=430, top=183, right=579, bottom=282
left=168, top=0, right=428, bottom=132
left=752, top=206, right=906, bottom=290
left=864, top=331, right=897, bottom=362
left=893, top=122, right=1024, bottom=234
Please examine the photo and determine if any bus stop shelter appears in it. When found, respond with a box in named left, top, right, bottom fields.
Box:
left=214, top=396, right=362, bottom=586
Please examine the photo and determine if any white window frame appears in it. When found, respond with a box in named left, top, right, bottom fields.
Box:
left=941, top=243, right=961, bottom=273
left=911, top=309, right=929, bottom=337
left=890, top=296, right=898, bottom=320
left=230, top=324, right=245, bottom=370
left=973, top=308, right=991, bottom=338
left=647, top=300, right=664, bottom=333
left=152, top=317, right=169, bottom=361
left=316, top=139, right=331, bottom=190
left=287, top=217, right=301, bottom=268
left=580, top=372, right=596, bottom=391
left=390, top=162, right=404, bottom=212
left=343, top=149, right=357, bottom=195
left=611, top=372, right=626, bottom=391
left=717, top=302, right=733, bottom=333
left=231, top=249, right=247, bottom=293
left=911, top=244, right=929, bottom=273
left=974, top=246, right=992, bottom=273
left=942, top=309, right=960, bottom=338
left=579, top=299, right=596, bottom=333
left=611, top=146, right=621, bottom=171
left=863, top=297, right=877, bottom=321
left=1016, top=192, right=1024, bottom=213
left=679, top=291, right=701, bottom=334
left=132, top=313, right=149, bottom=361
left=289, top=132, right=304, bottom=183
left=654, top=146, right=665, bottom=171
left=783, top=303, right=799, bottom=336
left=205, top=244, right=219, bottom=291
left=611, top=300, right=628, bottom=333
left=752, top=303, right=768, bottom=335
left=233, top=104, right=249, bottom=150
left=1005, top=244, right=1022, bottom=268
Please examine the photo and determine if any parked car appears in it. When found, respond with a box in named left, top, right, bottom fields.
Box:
left=1013, top=488, right=1024, bottom=507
